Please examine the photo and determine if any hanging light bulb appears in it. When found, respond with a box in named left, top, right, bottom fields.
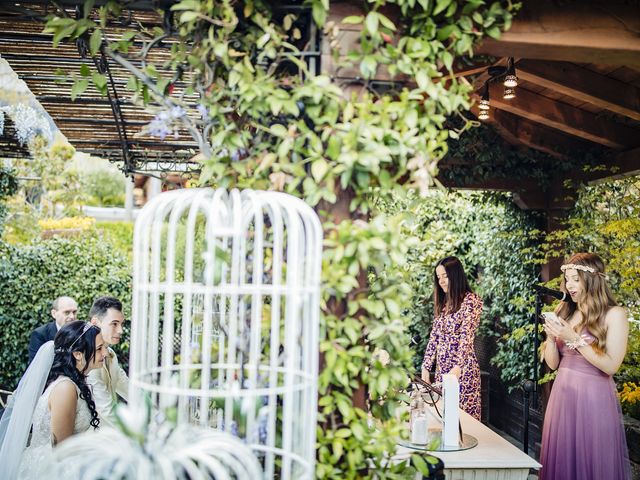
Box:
left=479, top=82, right=490, bottom=110
left=478, top=109, right=490, bottom=120
left=504, top=57, right=518, bottom=88
left=503, top=87, right=516, bottom=99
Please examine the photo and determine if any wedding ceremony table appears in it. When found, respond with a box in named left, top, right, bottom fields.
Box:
left=395, top=409, right=541, bottom=480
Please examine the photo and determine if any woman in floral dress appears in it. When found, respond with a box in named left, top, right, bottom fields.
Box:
left=421, top=256, right=483, bottom=420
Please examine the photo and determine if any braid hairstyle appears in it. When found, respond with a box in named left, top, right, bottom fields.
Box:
left=47, top=321, right=101, bottom=429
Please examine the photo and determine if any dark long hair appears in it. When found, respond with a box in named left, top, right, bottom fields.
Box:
left=47, top=321, right=101, bottom=429
left=433, top=256, right=472, bottom=316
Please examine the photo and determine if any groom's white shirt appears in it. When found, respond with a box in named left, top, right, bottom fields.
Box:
left=87, top=347, right=128, bottom=427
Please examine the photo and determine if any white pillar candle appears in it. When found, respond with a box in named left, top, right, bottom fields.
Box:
left=442, top=373, right=460, bottom=447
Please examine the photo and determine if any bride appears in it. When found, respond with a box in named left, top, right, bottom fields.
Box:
left=0, top=320, right=107, bottom=478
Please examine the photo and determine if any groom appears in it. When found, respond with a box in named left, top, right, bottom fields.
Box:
left=87, top=296, right=129, bottom=427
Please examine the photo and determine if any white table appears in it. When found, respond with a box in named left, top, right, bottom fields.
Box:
left=395, top=410, right=541, bottom=480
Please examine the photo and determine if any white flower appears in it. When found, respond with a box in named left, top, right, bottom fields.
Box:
left=0, top=103, right=53, bottom=144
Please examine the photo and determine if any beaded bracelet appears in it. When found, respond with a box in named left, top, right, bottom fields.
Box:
left=565, top=336, right=588, bottom=350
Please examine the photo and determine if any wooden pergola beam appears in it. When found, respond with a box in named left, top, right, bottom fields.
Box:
left=476, top=2, right=640, bottom=69
left=438, top=174, right=575, bottom=210
left=586, top=147, right=640, bottom=184
left=488, top=83, right=639, bottom=149
left=516, top=60, right=640, bottom=121
left=490, top=110, right=597, bottom=159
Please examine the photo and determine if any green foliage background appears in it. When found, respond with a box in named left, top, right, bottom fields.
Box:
left=0, top=167, right=19, bottom=236
left=43, top=0, right=518, bottom=477
left=538, top=176, right=640, bottom=403
left=377, top=188, right=542, bottom=385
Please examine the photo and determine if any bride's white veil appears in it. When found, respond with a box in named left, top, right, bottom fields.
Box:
left=0, top=340, right=54, bottom=479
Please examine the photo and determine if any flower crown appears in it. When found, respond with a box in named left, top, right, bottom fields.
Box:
left=561, top=263, right=609, bottom=280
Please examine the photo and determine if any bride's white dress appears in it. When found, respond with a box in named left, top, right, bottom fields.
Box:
left=18, top=376, right=92, bottom=479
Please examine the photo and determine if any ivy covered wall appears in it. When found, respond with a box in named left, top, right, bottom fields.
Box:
left=376, top=188, right=542, bottom=387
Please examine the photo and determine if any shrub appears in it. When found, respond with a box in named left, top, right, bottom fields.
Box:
left=38, top=216, right=96, bottom=231
left=95, top=221, right=134, bottom=260
left=0, top=167, right=19, bottom=236
left=81, top=169, right=126, bottom=207
left=0, top=237, right=131, bottom=389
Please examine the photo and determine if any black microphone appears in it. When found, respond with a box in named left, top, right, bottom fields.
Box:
left=531, top=284, right=568, bottom=302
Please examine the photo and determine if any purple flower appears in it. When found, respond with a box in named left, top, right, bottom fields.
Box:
left=170, top=106, right=186, bottom=119
left=196, top=104, right=208, bottom=120
left=148, top=117, right=171, bottom=139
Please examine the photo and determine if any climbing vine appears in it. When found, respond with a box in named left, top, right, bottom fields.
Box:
left=44, top=0, right=518, bottom=477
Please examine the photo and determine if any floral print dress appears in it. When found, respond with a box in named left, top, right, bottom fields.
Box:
left=422, top=291, right=483, bottom=420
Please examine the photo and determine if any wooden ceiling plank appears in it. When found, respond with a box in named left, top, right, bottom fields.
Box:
left=491, top=110, right=596, bottom=159
left=488, top=84, right=639, bottom=149
left=516, top=60, right=640, bottom=121
left=476, top=2, right=640, bottom=68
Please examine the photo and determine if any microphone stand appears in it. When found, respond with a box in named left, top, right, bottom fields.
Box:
left=522, top=291, right=542, bottom=454
left=532, top=292, right=542, bottom=404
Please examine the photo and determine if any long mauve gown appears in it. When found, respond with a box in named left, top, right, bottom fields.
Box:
left=539, top=331, right=631, bottom=480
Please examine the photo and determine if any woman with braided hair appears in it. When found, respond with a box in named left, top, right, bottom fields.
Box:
left=540, top=253, right=631, bottom=480
left=0, top=320, right=107, bottom=479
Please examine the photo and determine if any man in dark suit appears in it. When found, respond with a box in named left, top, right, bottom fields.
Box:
left=28, top=296, right=78, bottom=364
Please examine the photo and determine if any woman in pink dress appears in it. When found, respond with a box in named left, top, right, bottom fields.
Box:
left=541, top=252, right=631, bottom=480
left=421, top=256, right=483, bottom=420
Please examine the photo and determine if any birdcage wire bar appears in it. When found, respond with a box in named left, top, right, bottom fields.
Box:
left=129, top=188, right=322, bottom=479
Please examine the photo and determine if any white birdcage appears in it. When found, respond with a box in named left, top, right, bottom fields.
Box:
left=129, top=188, right=323, bottom=479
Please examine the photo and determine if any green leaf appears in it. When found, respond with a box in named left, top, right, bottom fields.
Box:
left=360, top=55, right=377, bottom=78
left=71, top=78, right=89, bottom=100
left=433, top=0, right=452, bottom=16
left=179, top=11, right=199, bottom=23
left=378, top=13, right=396, bottom=31
left=92, top=72, right=107, bottom=93
left=52, top=24, right=77, bottom=48
left=311, top=158, right=330, bottom=182
left=486, top=26, right=502, bottom=39
left=312, top=0, right=327, bottom=27
left=83, top=0, right=95, bottom=18
left=365, top=12, right=379, bottom=35
left=283, top=13, right=295, bottom=31
left=442, top=50, right=453, bottom=71
left=270, top=124, right=287, bottom=138
left=142, top=85, right=150, bottom=104
left=89, top=28, right=102, bottom=56
left=79, top=64, right=91, bottom=77
left=125, top=76, right=137, bottom=91
left=436, top=24, right=458, bottom=41
left=341, top=15, right=363, bottom=25
left=120, top=30, right=137, bottom=42
left=416, top=70, right=428, bottom=90
left=459, top=16, right=473, bottom=32
left=412, top=454, right=431, bottom=475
